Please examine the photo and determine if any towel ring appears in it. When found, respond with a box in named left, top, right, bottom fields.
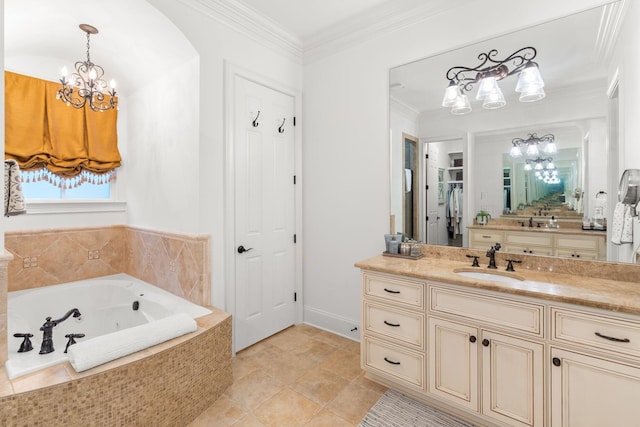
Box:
left=618, top=169, right=640, bottom=205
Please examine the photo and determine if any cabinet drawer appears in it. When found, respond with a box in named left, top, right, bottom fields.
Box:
left=470, top=230, right=504, bottom=245
left=363, top=273, right=425, bottom=309
left=504, top=244, right=554, bottom=256
left=362, top=337, right=424, bottom=389
left=505, top=232, right=553, bottom=247
left=364, top=302, right=424, bottom=349
left=555, top=249, right=598, bottom=260
left=430, top=286, right=543, bottom=336
left=552, top=308, right=640, bottom=358
left=555, top=235, right=600, bottom=250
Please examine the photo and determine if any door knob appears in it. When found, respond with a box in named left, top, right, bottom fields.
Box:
left=237, top=245, right=253, bottom=254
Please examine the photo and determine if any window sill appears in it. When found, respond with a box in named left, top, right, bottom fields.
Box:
left=24, top=200, right=127, bottom=215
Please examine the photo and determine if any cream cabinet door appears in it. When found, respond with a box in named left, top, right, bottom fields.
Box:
left=550, top=347, right=640, bottom=427
left=481, top=331, right=544, bottom=427
left=428, top=317, right=479, bottom=411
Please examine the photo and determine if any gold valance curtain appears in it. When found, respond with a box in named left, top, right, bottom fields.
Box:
left=4, top=71, right=121, bottom=179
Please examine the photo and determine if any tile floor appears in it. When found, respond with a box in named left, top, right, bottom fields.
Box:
left=189, top=324, right=387, bottom=426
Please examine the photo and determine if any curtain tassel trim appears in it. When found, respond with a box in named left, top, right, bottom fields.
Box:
left=23, top=168, right=117, bottom=189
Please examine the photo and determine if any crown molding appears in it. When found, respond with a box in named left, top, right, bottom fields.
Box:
left=178, top=0, right=303, bottom=63
left=595, top=0, right=627, bottom=63
left=390, top=96, right=420, bottom=123
left=302, top=0, right=467, bottom=64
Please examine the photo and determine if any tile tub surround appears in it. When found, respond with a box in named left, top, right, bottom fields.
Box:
left=5, top=225, right=211, bottom=306
left=0, top=308, right=232, bottom=426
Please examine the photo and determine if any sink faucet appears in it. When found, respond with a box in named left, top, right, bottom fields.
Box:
left=486, top=243, right=501, bottom=269
left=528, top=217, right=533, bottom=228
left=39, top=308, right=81, bottom=354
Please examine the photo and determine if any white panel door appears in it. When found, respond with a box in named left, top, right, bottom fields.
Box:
left=426, top=144, right=439, bottom=245
left=234, top=76, right=296, bottom=351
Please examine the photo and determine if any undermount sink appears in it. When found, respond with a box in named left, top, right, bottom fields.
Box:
left=454, top=269, right=524, bottom=283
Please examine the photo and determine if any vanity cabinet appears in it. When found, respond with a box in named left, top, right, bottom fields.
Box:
left=549, top=307, right=640, bottom=426
left=361, top=272, right=427, bottom=392
left=468, top=228, right=605, bottom=260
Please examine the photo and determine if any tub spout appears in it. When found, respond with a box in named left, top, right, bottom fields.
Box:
left=39, top=308, right=82, bottom=355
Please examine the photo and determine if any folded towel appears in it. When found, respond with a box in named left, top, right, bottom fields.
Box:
left=621, top=205, right=634, bottom=243
left=4, top=159, right=26, bottom=217
left=67, top=313, right=197, bottom=372
left=612, top=202, right=634, bottom=245
left=405, top=169, right=412, bottom=192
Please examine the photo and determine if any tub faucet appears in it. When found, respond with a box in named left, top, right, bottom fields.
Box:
left=39, top=308, right=81, bottom=355
left=486, top=243, right=501, bottom=269
left=528, top=217, right=533, bottom=228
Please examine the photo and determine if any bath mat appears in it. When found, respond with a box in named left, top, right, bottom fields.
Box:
left=358, top=389, right=476, bottom=427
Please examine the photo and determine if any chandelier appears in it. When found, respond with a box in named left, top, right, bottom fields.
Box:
left=57, top=24, right=117, bottom=112
left=442, top=47, right=545, bottom=115
left=510, top=133, right=556, bottom=158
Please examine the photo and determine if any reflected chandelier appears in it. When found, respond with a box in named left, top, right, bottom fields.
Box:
left=57, top=24, right=117, bottom=112
left=442, top=47, right=545, bottom=115
left=510, top=133, right=556, bottom=158
left=525, top=157, right=555, bottom=171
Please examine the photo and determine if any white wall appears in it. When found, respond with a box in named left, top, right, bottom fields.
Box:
left=146, top=0, right=303, bottom=308
left=0, top=0, right=4, bottom=252
left=302, top=0, right=615, bottom=337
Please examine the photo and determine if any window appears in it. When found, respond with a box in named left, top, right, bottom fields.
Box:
left=22, top=180, right=111, bottom=200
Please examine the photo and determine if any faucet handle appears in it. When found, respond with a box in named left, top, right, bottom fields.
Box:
left=64, top=333, right=86, bottom=353
left=465, top=254, right=480, bottom=267
left=13, top=333, right=34, bottom=353
left=494, top=243, right=501, bottom=251
left=505, top=259, right=522, bottom=272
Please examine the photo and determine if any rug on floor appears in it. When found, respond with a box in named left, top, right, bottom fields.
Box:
left=358, top=389, right=476, bottom=427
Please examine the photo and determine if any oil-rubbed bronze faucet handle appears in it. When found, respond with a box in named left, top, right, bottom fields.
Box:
left=465, top=254, right=480, bottom=267
left=505, top=259, right=522, bottom=272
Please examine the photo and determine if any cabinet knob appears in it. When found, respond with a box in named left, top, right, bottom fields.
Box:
left=482, top=339, right=490, bottom=347
left=552, top=357, right=561, bottom=367
left=469, top=335, right=476, bottom=343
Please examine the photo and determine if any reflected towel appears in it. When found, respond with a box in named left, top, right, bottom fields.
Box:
left=4, top=159, right=26, bottom=217
left=67, top=313, right=197, bottom=373
left=405, top=169, right=412, bottom=192
left=611, top=202, right=634, bottom=245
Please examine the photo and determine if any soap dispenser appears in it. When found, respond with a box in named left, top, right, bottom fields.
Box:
left=549, top=215, right=557, bottom=228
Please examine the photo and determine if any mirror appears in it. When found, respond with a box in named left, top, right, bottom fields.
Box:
left=388, top=3, right=628, bottom=260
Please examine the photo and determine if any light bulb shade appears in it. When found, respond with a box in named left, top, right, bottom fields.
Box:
left=451, top=94, right=472, bottom=115
left=543, top=141, right=557, bottom=154
left=546, top=161, right=555, bottom=169
left=552, top=170, right=558, bottom=176
left=524, top=163, right=532, bottom=171
left=442, top=81, right=462, bottom=107
left=510, top=144, right=523, bottom=158
left=516, top=62, right=544, bottom=93
left=482, top=86, right=506, bottom=109
left=476, top=76, right=499, bottom=100
left=519, top=85, right=546, bottom=102
left=534, top=162, right=544, bottom=170
left=526, top=144, right=539, bottom=157
left=543, top=170, right=550, bottom=177
left=535, top=170, right=541, bottom=177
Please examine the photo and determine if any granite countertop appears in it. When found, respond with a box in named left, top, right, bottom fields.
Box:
left=467, top=223, right=607, bottom=236
left=355, top=255, right=640, bottom=316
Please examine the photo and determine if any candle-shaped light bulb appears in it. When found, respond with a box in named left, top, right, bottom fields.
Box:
left=61, top=66, right=69, bottom=78
left=88, top=67, right=97, bottom=80
left=109, top=79, right=117, bottom=89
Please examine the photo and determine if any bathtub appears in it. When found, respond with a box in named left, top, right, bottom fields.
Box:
left=6, top=273, right=211, bottom=379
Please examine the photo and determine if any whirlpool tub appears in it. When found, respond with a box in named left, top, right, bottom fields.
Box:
left=6, top=273, right=211, bottom=379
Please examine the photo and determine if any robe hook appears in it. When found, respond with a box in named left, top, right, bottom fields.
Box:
left=252, top=111, right=260, bottom=127
left=278, top=118, right=286, bottom=133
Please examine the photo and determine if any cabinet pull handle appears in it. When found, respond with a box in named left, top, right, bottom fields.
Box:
left=482, top=235, right=491, bottom=239
left=383, top=288, right=400, bottom=294
left=482, top=339, right=490, bottom=347
left=595, top=332, right=630, bottom=343
left=384, top=320, right=400, bottom=327
left=469, top=335, right=476, bottom=343
left=384, top=357, right=401, bottom=365
left=552, top=357, right=561, bottom=367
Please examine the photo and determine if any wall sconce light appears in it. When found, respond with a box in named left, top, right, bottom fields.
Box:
left=57, top=24, right=117, bottom=112
left=524, top=156, right=555, bottom=171
left=510, top=133, right=556, bottom=158
left=442, top=47, right=545, bottom=114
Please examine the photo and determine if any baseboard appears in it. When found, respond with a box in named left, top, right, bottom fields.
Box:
left=303, top=305, right=360, bottom=341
